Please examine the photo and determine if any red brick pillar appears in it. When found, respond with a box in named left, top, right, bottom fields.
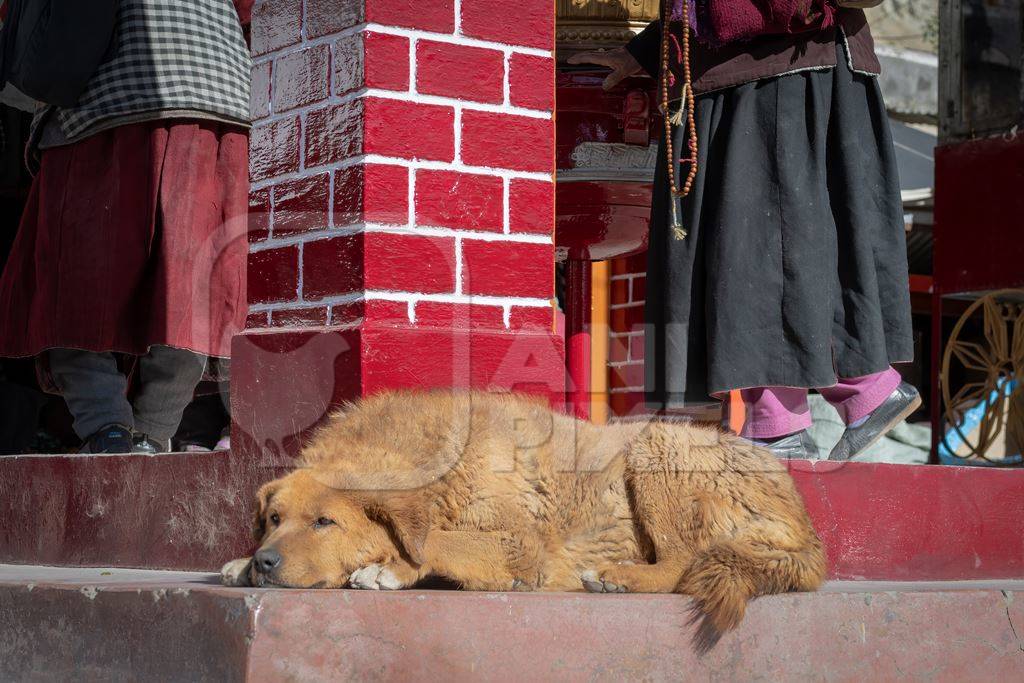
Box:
left=235, top=0, right=564, bottom=458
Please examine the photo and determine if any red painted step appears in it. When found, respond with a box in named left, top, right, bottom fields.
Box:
left=1, top=453, right=1022, bottom=581
left=787, top=460, right=1024, bottom=581
left=1, top=565, right=1022, bottom=681
left=0, top=451, right=282, bottom=572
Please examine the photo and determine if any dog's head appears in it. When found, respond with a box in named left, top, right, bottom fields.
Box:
left=247, top=469, right=429, bottom=588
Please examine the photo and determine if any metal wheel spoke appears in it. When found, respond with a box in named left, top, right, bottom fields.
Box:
left=982, top=297, right=1010, bottom=362
left=1012, top=312, right=1024, bottom=375
left=950, top=341, right=997, bottom=373
left=947, top=381, right=990, bottom=414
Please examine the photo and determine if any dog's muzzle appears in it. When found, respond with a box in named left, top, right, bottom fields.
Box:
left=253, top=547, right=282, bottom=576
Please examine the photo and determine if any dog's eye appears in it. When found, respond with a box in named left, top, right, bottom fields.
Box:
left=269, top=513, right=280, bottom=526
left=314, top=517, right=335, bottom=528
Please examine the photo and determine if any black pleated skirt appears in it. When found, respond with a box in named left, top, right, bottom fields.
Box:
left=644, top=42, right=914, bottom=409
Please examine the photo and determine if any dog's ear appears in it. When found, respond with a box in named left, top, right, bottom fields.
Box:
left=365, top=495, right=429, bottom=566
left=252, top=480, right=281, bottom=541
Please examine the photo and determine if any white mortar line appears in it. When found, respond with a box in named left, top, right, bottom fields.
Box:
left=327, top=170, right=335, bottom=229
left=264, top=303, right=327, bottom=313
left=267, top=60, right=275, bottom=117
left=502, top=304, right=512, bottom=328
left=360, top=155, right=553, bottom=180
left=297, top=111, right=307, bottom=171
left=454, top=0, right=462, bottom=35
left=249, top=292, right=362, bottom=313
left=248, top=226, right=362, bottom=252
left=366, top=291, right=552, bottom=307
left=453, top=107, right=462, bottom=163
left=363, top=223, right=552, bottom=244
left=296, top=242, right=305, bottom=302
left=253, top=155, right=553, bottom=192
left=267, top=180, right=277, bottom=239
left=407, top=167, right=416, bottom=227
left=366, top=88, right=550, bottom=118
left=454, top=236, right=464, bottom=295
left=502, top=177, right=510, bottom=234
left=251, top=292, right=553, bottom=313
left=249, top=221, right=552, bottom=253
left=409, top=37, right=418, bottom=94
left=502, top=51, right=511, bottom=106
left=325, top=41, right=334, bottom=97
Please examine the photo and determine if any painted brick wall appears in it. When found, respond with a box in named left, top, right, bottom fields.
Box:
left=246, top=0, right=556, bottom=332
left=608, top=253, right=647, bottom=416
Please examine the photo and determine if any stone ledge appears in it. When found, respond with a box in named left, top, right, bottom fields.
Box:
left=2, top=565, right=1022, bottom=682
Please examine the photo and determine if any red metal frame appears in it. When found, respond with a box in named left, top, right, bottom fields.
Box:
left=929, top=134, right=1024, bottom=460
left=555, top=182, right=651, bottom=261
left=565, top=260, right=592, bottom=420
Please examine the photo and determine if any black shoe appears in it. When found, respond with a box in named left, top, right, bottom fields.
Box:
left=828, top=382, right=921, bottom=461
left=132, top=434, right=171, bottom=454
left=747, top=429, right=818, bottom=460
left=80, top=424, right=133, bottom=454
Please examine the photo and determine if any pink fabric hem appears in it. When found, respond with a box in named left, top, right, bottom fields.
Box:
left=733, top=368, right=903, bottom=438
left=739, top=413, right=813, bottom=439
left=821, top=367, right=902, bottom=423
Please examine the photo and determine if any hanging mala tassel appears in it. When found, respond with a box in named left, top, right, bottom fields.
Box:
left=661, top=0, right=699, bottom=240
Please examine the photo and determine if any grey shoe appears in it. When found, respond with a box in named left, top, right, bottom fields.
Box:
left=132, top=434, right=171, bottom=454
left=828, top=382, right=921, bottom=461
left=80, top=424, right=134, bottom=454
left=748, top=429, right=818, bottom=460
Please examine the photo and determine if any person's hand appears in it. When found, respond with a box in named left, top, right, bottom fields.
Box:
left=567, top=47, right=644, bottom=91
left=836, top=0, right=884, bottom=7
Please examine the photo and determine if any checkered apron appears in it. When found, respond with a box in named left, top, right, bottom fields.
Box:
left=53, top=0, right=251, bottom=140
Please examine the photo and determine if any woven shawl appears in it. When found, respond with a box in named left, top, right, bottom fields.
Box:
left=54, top=0, right=251, bottom=141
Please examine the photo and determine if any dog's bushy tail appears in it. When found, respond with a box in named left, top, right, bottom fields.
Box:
left=677, top=539, right=827, bottom=652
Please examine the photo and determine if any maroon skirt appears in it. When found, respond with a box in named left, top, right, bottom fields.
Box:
left=0, top=120, right=249, bottom=358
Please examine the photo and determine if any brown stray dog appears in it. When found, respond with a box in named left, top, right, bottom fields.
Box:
left=222, top=390, right=826, bottom=644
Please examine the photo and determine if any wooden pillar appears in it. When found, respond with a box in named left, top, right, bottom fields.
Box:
left=590, top=260, right=610, bottom=425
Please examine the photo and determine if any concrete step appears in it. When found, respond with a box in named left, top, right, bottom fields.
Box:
left=2, top=452, right=1023, bottom=581
left=1, top=565, right=1022, bottom=682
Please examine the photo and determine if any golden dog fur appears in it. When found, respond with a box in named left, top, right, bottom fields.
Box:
left=223, top=390, right=826, bottom=639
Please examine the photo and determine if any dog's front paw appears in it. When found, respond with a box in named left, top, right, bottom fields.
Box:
left=348, top=563, right=407, bottom=591
left=220, top=558, right=253, bottom=587
left=581, top=569, right=628, bottom=594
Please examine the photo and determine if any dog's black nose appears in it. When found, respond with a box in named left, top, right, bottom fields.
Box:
left=253, top=548, right=282, bottom=575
